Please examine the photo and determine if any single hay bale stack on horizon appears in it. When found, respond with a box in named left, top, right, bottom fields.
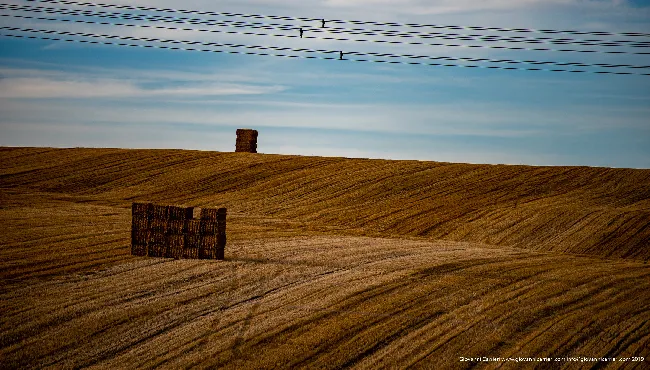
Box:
left=235, top=128, right=258, bottom=153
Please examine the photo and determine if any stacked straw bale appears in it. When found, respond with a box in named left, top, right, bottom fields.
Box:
left=184, top=219, right=202, bottom=259
left=196, top=207, right=227, bottom=260
left=235, top=129, right=258, bottom=153
left=131, top=202, right=152, bottom=256
left=216, top=208, right=227, bottom=260
left=166, top=205, right=194, bottom=259
left=199, top=208, right=218, bottom=259
left=131, top=202, right=226, bottom=260
left=148, top=204, right=169, bottom=257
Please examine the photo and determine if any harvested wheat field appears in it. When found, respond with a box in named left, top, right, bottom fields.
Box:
left=1, top=147, right=649, bottom=369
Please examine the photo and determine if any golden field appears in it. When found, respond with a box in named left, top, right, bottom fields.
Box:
left=1, top=147, right=648, bottom=369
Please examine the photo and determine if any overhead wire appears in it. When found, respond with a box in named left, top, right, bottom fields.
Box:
left=4, top=1, right=649, bottom=76
left=24, top=0, right=650, bottom=37
left=3, top=5, right=650, bottom=56
left=2, top=27, right=649, bottom=76
left=2, top=12, right=648, bottom=71
left=8, top=4, right=650, bottom=49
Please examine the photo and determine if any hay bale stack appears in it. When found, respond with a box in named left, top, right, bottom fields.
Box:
left=199, top=207, right=218, bottom=235
left=199, top=208, right=217, bottom=260
left=166, top=219, right=185, bottom=235
left=184, top=219, right=202, bottom=259
left=131, top=202, right=152, bottom=256
left=131, top=203, right=227, bottom=260
left=164, top=205, right=193, bottom=259
left=200, top=235, right=218, bottom=260
left=216, top=208, right=227, bottom=260
left=200, top=208, right=218, bottom=220
left=198, top=207, right=227, bottom=260
left=167, top=218, right=184, bottom=259
left=167, top=234, right=185, bottom=259
left=147, top=204, right=169, bottom=257
left=148, top=225, right=166, bottom=258
left=217, top=208, right=227, bottom=235
left=235, top=129, right=258, bottom=153
left=168, top=205, right=193, bottom=221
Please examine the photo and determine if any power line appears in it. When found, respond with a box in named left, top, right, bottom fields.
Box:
left=2, top=28, right=648, bottom=76
left=3, top=14, right=648, bottom=71
left=3, top=7, right=650, bottom=56
left=8, top=4, right=650, bottom=48
left=24, top=0, right=650, bottom=38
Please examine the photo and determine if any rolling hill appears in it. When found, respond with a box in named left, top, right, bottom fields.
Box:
left=1, top=147, right=648, bottom=369
left=2, top=147, right=648, bottom=260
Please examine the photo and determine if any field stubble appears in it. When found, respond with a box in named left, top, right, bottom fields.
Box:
left=1, top=147, right=649, bottom=369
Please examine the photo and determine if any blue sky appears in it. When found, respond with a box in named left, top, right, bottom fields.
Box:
left=1, top=0, right=649, bottom=168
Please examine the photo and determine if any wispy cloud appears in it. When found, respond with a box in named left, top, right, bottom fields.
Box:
left=323, top=0, right=573, bottom=14
left=0, top=70, right=285, bottom=98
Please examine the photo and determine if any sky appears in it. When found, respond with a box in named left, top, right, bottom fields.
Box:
left=1, top=0, right=649, bottom=168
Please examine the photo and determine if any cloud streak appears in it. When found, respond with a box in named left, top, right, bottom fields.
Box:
left=0, top=70, right=286, bottom=98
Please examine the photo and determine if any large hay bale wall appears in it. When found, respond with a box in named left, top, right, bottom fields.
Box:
left=130, top=203, right=226, bottom=260
left=235, top=129, right=258, bottom=153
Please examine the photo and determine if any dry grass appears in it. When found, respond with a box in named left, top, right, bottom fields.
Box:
left=1, top=147, right=649, bottom=369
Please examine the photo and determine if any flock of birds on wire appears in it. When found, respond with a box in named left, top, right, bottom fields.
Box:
left=1, top=0, right=649, bottom=76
